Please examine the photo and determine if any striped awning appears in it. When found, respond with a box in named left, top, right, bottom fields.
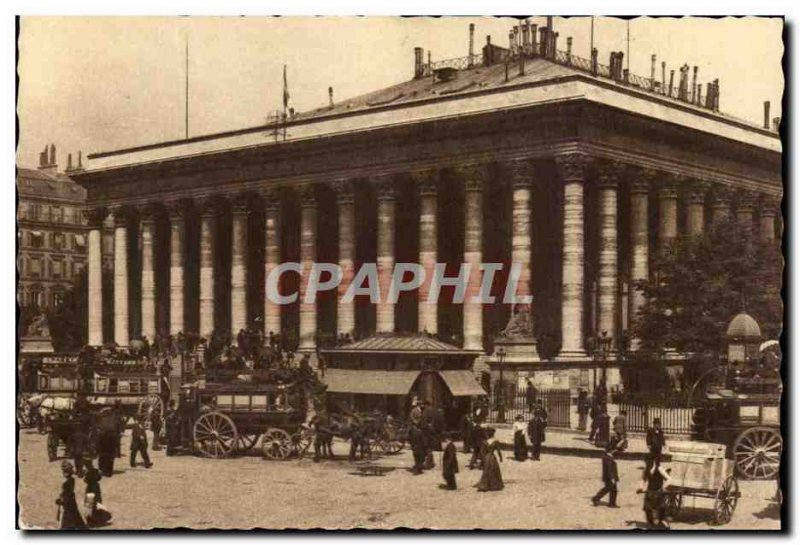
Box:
left=322, top=369, right=420, bottom=395
left=437, top=370, right=487, bottom=397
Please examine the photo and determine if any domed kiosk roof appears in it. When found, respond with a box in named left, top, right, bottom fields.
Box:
left=726, top=312, right=762, bottom=339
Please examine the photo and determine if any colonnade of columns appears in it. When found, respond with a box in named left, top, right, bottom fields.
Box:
left=85, top=155, right=781, bottom=363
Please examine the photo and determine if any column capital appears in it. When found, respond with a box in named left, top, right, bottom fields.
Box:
left=166, top=198, right=193, bottom=220
left=686, top=182, right=710, bottom=205
left=331, top=179, right=355, bottom=204
left=554, top=153, right=591, bottom=182
left=299, top=185, right=317, bottom=208
left=507, top=158, right=533, bottom=189
left=657, top=183, right=678, bottom=200
left=261, top=190, right=281, bottom=211
left=411, top=170, right=438, bottom=195
left=83, top=206, right=108, bottom=228
left=230, top=192, right=256, bottom=215
left=455, top=163, right=489, bottom=192
left=137, top=202, right=162, bottom=222
left=629, top=167, right=657, bottom=193
left=597, top=161, right=623, bottom=189
left=735, top=190, right=758, bottom=212
left=711, top=185, right=733, bottom=207
left=759, top=195, right=780, bottom=217
left=198, top=196, right=223, bottom=218
left=372, top=174, right=396, bottom=201
left=111, top=205, right=136, bottom=227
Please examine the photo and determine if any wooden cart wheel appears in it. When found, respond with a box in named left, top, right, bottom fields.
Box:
left=664, top=492, right=682, bottom=519
left=261, top=428, right=292, bottom=460
left=193, top=411, right=238, bottom=458
left=711, top=475, right=739, bottom=525
left=379, top=429, right=404, bottom=455
left=47, top=433, right=58, bottom=461
left=291, top=427, right=313, bottom=457
left=138, top=394, right=165, bottom=430
left=733, top=427, right=782, bottom=480
left=234, top=434, right=260, bottom=453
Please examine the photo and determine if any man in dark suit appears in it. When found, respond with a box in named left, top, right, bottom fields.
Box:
left=645, top=417, right=666, bottom=473
left=130, top=418, right=153, bottom=468
left=591, top=445, right=620, bottom=508
left=527, top=410, right=546, bottom=461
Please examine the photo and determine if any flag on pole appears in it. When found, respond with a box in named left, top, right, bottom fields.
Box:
left=283, top=65, right=290, bottom=110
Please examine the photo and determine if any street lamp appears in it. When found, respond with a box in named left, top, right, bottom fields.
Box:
left=595, top=331, right=613, bottom=384
left=497, top=347, right=507, bottom=423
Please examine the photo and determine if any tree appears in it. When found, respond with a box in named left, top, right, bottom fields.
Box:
left=634, top=217, right=783, bottom=359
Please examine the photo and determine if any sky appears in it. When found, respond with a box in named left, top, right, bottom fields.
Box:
left=16, top=16, right=784, bottom=168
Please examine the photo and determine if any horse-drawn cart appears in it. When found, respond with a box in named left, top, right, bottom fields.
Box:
left=663, top=441, right=741, bottom=525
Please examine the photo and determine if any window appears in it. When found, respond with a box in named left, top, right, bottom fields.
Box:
left=29, top=204, right=41, bottom=221
left=52, top=292, right=64, bottom=308
left=30, top=231, right=43, bottom=249
left=28, top=289, right=42, bottom=310
left=74, top=233, right=86, bottom=250
left=52, top=233, right=64, bottom=250
left=54, top=207, right=64, bottom=224
left=29, top=259, right=41, bottom=278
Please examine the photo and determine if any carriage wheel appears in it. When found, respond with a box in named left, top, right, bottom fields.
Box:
left=664, top=492, right=682, bottom=519
left=193, top=411, right=238, bottom=458
left=711, top=475, right=739, bottom=525
left=47, top=433, right=58, bottom=461
left=234, top=434, right=260, bottom=453
left=379, top=433, right=404, bottom=455
left=261, top=428, right=292, bottom=461
left=733, top=427, right=782, bottom=480
left=291, top=428, right=313, bottom=457
left=138, top=394, right=165, bottom=429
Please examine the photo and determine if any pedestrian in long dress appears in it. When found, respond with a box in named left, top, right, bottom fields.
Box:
left=468, top=423, right=487, bottom=470
left=577, top=389, right=590, bottom=431
left=441, top=434, right=459, bottom=490
left=56, top=461, right=86, bottom=530
left=476, top=428, right=504, bottom=492
left=83, top=460, right=112, bottom=527
left=637, top=455, right=671, bottom=529
left=512, top=415, right=528, bottom=461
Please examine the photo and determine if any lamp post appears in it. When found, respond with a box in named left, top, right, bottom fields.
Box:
left=497, top=347, right=507, bottom=423
left=595, top=330, right=612, bottom=385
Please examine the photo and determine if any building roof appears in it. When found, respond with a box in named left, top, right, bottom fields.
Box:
left=82, top=53, right=780, bottom=173
left=726, top=312, right=762, bottom=339
left=17, top=167, right=86, bottom=203
left=323, top=333, right=478, bottom=354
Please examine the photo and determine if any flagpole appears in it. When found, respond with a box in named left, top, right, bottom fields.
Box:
left=590, top=16, right=594, bottom=55
left=185, top=33, right=189, bottom=139
left=626, top=19, right=630, bottom=71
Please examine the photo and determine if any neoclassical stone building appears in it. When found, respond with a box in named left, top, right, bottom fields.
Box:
left=71, top=24, right=782, bottom=387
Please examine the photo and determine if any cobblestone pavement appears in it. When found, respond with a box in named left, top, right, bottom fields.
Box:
left=17, top=429, right=781, bottom=530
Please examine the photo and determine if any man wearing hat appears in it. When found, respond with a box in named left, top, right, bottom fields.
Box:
left=591, top=442, right=621, bottom=508
left=645, top=417, right=666, bottom=474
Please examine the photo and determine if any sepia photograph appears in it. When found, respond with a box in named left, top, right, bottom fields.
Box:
left=14, top=13, right=784, bottom=532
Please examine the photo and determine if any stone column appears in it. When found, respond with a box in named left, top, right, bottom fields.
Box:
left=86, top=207, right=107, bottom=346
left=299, top=187, right=317, bottom=352
left=333, top=181, right=355, bottom=337
left=461, top=164, right=486, bottom=351
left=711, top=186, right=732, bottom=227
left=199, top=199, right=218, bottom=340
left=628, top=172, right=651, bottom=349
left=168, top=200, right=189, bottom=335
left=597, top=166, right=619, bottom=342
left=556, top=154, right=589, bottom=360
left=509, top=159, right=533, bottom=305
left=735, top=191, right=755, bottom=238
left=230, top=196, right=249, bottom=336
left=112, top=207, right=131, bottom=347
left=686, top=183, right=707, bottom=236
left=759, top=197, right=778, bottom=244
left=658, top=180, right=678, bottom=251
left=263, top=191, right=282, bottom=337
left=374, top=175, right=396, bottom=333
left=415, top=170, right=438, bottom=334
left=139, top=206, right=157, bottom=341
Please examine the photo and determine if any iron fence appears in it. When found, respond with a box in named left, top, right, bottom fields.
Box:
left=618, top=401, right=696, bottom=435
left=486, top=387, right=572, bottom=428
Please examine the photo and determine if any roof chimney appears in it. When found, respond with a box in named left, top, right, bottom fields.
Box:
left=328, top=86, right=334, bottom=108
left=49, top=144, right=56, bottom=166
left=668, top=69, right=675, bottom=98
left=38, top=143, right=58, bottom=174
left=67, top=153, right=73, bottom=171
left=692, top=66, right=699, bottom=103
left=413, top=47, right=424, bottom=79
left=773, top=117, right=781, bottom=132
left=468, top=23, right=475, bottom=66
left=763, top=101, right=771, bottom=129
left=650, top=55, right=656, bottom=90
